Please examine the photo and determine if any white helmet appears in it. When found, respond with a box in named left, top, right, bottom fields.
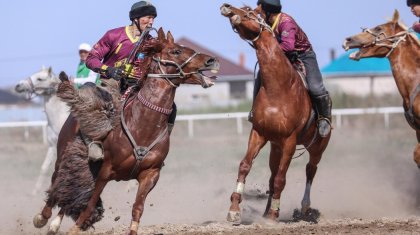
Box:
left=78, top=43, right=91, bottom=51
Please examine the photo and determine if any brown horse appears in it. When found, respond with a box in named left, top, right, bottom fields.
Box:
left=220, top=4, right=331, bottom=223
left=343, top=10, right=420, bottom=168
left=32, top=28, right=219, bottom=235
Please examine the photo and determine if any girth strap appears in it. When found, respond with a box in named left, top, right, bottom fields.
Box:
left=120, top=89, right=169, bottom=178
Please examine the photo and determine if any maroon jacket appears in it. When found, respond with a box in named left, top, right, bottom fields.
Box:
left=413, top=21, right=420, bottom=33
left=86, top=26, right=145, bottom=77
left=273, top=12, right=312, bottom=53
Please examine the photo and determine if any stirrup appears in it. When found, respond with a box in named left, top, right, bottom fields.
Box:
left=88, top=141, right=104, bottom=161
left=316, top=118, right=331, bottom=137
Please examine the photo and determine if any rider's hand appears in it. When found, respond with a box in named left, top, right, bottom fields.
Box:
left=105, top=66, right=125, bottom=81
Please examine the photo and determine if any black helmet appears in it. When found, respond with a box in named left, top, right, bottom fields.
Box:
left=407, top=0, right=420, bottom=6
left=257, top=0, right=282, bottom=13
left=129, top=1, right=157, bottom=21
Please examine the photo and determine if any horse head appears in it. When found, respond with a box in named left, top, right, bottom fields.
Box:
left=15, top=66, right=59, bottom=97
left=148, top=28, right=220, bottom=88
left=343, top=10, right=410, bottom=60
left=220, top=3, right=273, bottom=44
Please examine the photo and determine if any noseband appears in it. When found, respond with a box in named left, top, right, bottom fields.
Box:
left=361, top=27, right=409, bottom=57
left=230, top=8, right=274, bottom=48
left=22, top=76, right=56, bottom=99
left=147, top=52, right=201, bottom=87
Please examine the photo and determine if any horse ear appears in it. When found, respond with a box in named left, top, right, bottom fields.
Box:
left=157, top=27, right=166, bottom=42
left=167, top=31, right=174, bottom=44
left=392, top=9, right=399, bottom=23
left=48, top=66, right=52, bottom=75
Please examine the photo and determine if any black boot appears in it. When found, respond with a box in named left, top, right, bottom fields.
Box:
left=313, top=93, right=332, bottom=137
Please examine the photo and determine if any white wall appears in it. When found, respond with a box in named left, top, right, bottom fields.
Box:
left=325, top=76, right=399, bottom=96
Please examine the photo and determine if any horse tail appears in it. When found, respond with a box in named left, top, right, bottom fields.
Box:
left=47, top=137, right=104, bottom=230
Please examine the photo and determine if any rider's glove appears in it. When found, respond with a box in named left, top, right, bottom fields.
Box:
left=105, top=66, right=125, bottom=81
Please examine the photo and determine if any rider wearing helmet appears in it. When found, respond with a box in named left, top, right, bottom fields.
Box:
left=86, top=1, right=157, bottom=85
left=85, top=1, right=177, bottom=161
left=254, top=0, right=332, bottom=137
left=407, top=0, right=420, bottom=33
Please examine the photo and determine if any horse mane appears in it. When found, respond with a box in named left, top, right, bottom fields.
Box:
left=395, top=21, right=420, bottom=47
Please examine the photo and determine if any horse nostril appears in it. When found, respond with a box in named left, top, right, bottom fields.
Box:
left=205, top=58, right=216, bottom=66
left=345, top=37, right=352, bottom=42
left=223, top=3, right=231, bottom=8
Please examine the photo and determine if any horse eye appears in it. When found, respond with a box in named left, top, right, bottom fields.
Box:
left=172, top=49, right=182, bottom=55
left=37, top=77, right=43, bottom=81
left=374, top=26, right=382, bottom=32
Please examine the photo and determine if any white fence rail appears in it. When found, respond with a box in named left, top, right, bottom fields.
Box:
left=0, top=106, right=405, bottom=141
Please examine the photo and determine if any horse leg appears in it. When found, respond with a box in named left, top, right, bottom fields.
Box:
left=263, top=143, right=282, bottom=217
left=301, top=134, right=330, bottom=216
left=265, top=137, right=296, bottom=221
left=47, top=209, right=64, bottom=235
left=68, top=167, right=110, bottom=235
left=227, top=129, right=267, bottom=224
left=414, top=131, right=420, bottom=168
left=127, top=169, right=161, bottom=235
left=32, top=146, right=55, bottom=195
left=33, top=192, right=58, bottom=228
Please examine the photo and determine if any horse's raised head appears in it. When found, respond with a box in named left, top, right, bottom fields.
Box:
left=342, top=10, right=408, bottom=60
left=151, top=28, right=220, bottom=88
left=15, top=66, right=58, bottom=96
left=220, top=3, right=270, bottom=42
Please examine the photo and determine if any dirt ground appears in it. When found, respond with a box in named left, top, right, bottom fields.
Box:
left=0, top=115, right=419, bottom=234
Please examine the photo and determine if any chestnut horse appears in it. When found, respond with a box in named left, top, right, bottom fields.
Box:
left=220, top=4, right=331, bottom=223
left=343, top=10, right=420, bottom=168
left=32, top=28, right=219, bottom=235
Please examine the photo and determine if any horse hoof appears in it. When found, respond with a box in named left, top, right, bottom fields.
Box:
left=47, top=216, right=62, bottom=235
left=33, top=214, right=48, bottom=228
left=226, top=210, right=241, bottom=225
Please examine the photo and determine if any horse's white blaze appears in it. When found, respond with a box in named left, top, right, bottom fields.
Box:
left=48, top=215, right=63, bottom=233
left=235, top=182, right=245, bottom=194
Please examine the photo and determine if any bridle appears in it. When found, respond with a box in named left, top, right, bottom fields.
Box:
left=230, top=8, right=274, bottom=48
left=147, top=51, right=202, bottom=88
left=21, top=75, right=56, bottom=99
left=360, top=27, right=409, bottom=57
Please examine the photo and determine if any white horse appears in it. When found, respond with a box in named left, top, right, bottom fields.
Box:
left=15, top=66, right=69, bottom=195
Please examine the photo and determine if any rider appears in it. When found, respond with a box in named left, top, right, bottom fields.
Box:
left=253, top=0, right=332, bottom=137
left=85, top=1, right=177, bottom=161
left=73, top=43, right=99, bottom=88
left=407, top=0, right=420, bottom=33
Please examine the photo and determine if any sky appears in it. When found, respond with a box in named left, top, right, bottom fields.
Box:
left=0, top=0, right=416, bottom=88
